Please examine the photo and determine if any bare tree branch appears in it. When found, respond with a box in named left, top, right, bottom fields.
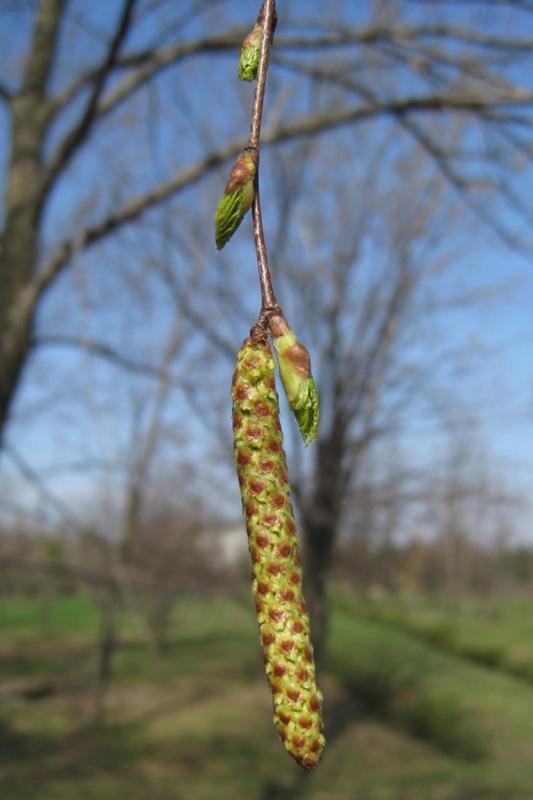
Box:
left=0, top=82, right=11, bottom=103
left=21, top=0, right=66, bottom=96
left=273, top=52, right=532, bottom=246
left=3, top=441, right=86, bottom=530
left=30, top=139, right=242, bottom=310
left=47, top=31, right=243, bottom=131
left=386, top=23, right=533, bottom=51
left=43, top=11, right=533, bottom=179
left=44, top=0, right=138, bottom=186
left=34, top=91, right=533, bottom=307
left=35, top=334, right=184, bottom=382
left=397, top=114, right=522, bottom=249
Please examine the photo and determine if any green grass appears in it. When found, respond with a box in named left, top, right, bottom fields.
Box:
left=333, top=587, right=533, bottom=681
left=2, top=590, right=533, bottom=798
left=329, top=612, right=491, bottom=760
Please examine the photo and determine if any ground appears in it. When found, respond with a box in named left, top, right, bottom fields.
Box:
left=2, top=590, right=533, bottom=799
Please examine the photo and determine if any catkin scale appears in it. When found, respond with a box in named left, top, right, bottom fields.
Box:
left=231, top=336, right=325, bottom=770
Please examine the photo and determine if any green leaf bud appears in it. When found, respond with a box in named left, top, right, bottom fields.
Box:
left=238, top=24, right=262, bottom=81
left=268, top=313, right=320, bottom=446
left=214, top=150, right=258, bottom=251
left=237, top=8, right=277, bottom=82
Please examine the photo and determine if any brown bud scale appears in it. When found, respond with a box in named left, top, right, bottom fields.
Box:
left=224, top=150, right=259, bottom=195
left=231, top=337, right=325, bottom=770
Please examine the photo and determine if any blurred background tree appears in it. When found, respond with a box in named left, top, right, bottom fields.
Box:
left=1, top=0, right=533, bottom=668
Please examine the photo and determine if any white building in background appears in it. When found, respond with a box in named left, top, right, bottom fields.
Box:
left=197, top=521, right=248, bottom=568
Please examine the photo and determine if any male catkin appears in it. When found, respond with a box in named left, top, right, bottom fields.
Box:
left=231, top=335, right=325, bottom=770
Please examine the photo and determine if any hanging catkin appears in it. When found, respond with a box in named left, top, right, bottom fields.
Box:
left=231, top=334, right=325, bottom=770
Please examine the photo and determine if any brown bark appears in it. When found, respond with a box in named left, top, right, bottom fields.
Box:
left=0, top=0, right=65, bottom=435
left=302, top=425, right=347, bottom=668
left=92, top=590, right=119, bottom=726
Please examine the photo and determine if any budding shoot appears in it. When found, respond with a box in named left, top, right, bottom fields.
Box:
left=238, top=7, right=278, bottom=81
left=214, top=150, right=258, bottom=251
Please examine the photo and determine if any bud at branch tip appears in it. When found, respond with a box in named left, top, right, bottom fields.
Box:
left=238, top=6, right=278, bottom=81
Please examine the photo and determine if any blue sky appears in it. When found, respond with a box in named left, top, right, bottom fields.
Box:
left=1, top=0, right=532, bottom=542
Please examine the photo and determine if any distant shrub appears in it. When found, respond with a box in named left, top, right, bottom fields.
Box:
left=334, top=639, right=427, bottom=714
left=343, top=595, right=510, bottom=677
left=421, top=621, right=458, bottom=650
left=407, top=694, right=489, bottom=761
left=506, top=658, right=533, bottom=683
left=331, top=618, right=490, bottom=761
left=459, top=641, right=505, bottom=669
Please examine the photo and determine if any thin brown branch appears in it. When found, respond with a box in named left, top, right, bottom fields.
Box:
left=251, top=187, right=278, bottom=313
left=248, top=0, right=278, bottom=316
left=248, top=8, right=275, bottom=150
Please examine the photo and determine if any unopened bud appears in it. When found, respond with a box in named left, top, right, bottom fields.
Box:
left=238, top=24, right=262, bottom=81
left=269, top=313, right=319, bottom=446
left=214, top=150, right=258, bottom=251
left=238, top=7, right=278, bottom=81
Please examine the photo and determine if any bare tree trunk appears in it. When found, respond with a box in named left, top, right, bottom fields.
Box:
left=92, top=590, right=118, bottom=726
left=302, top=431, right=346, bottom=669
left=0, top=0, right=65, bottom=436
left=304, top=518, right=335, bottom=671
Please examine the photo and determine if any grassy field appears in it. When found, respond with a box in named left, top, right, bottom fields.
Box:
left=334, top=587, right=533, bottom=680
left=2, top=589, right=533, bottom=799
